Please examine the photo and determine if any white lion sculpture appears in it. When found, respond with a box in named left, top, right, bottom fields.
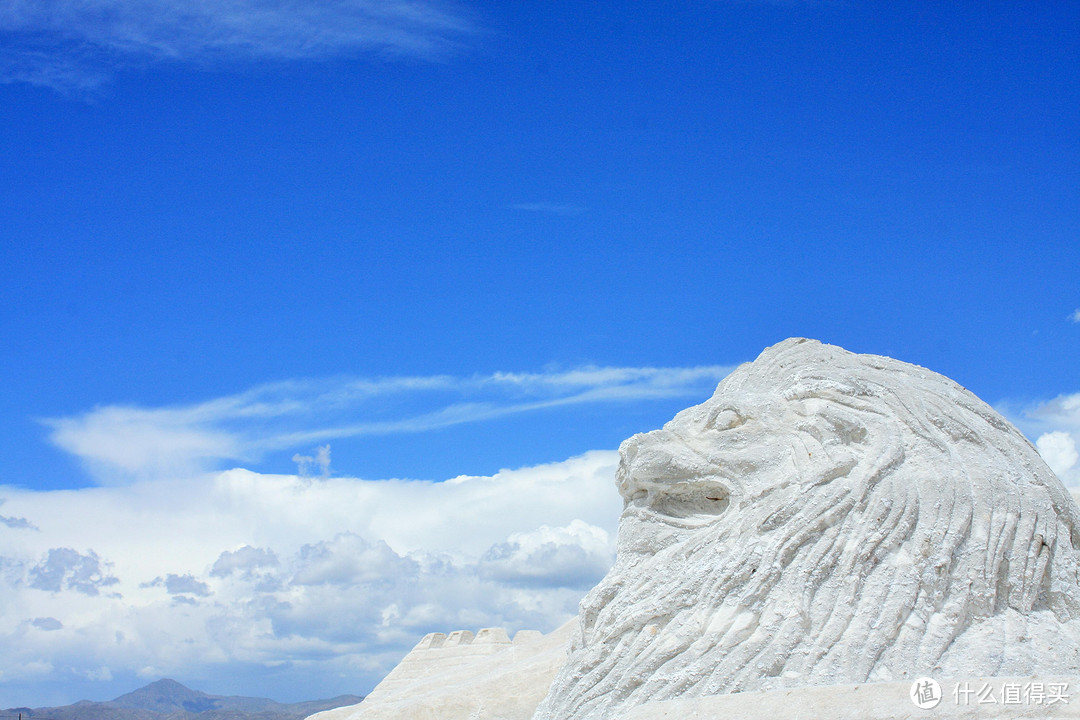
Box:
left=534, top=338, right=1080, bottom=720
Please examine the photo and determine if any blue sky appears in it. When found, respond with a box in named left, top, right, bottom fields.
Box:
left=1, top=0, right=1078, bottom=708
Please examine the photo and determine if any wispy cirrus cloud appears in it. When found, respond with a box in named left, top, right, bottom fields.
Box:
left=0, top=0, right=475, bottom=92
left=42, top=364, right=733, bottom=484
left=506, top=202, right=587, bottom=216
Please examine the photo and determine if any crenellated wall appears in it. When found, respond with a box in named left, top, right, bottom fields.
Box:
left=305, top=621, right=573, bottom=720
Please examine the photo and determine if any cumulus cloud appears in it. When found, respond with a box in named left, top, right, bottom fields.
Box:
left=143, top=573, right=212, bottom=597
left=1071, top=308, right=1080, bottom=323
left=15, top=377, right=1079, bottom=706
left=0, top=0, right=474, bottom=92
left=1038, top=431, right=1078, bottom=483
left=31, top=617, right=63, bottom=631
left=0, top=515, right=36, bottom=530
left=292, top=534, right=417, bottom=587
left=0, top=500, right=36, bottom=530
left=211, top=546, right=279, bottom=579
left=479, top=520, right=611, bottom=589
left=28, top=548, right=119, bottom=596
left=42, top=364, right=732, bottom=484
left=0, top=451, right=620, bottom=706
left=293, top=445, right=332, bottom=478
left=1010, top=392, right=1080, bottom=486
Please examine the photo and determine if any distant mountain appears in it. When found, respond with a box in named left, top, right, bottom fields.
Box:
left=5, top=678, right=363, bottom=720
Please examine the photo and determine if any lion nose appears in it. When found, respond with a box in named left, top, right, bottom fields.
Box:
left=620, top=431, right=673, bottom=472
left=624, top=428, right=716, bottom=485
left=620, top=430, right=681, bottom=473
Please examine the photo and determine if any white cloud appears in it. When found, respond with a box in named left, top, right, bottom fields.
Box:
left=292, top=534, right=417, bottom=587
left=45, top=405, right=243, bottom=483
left=293, top=445, right=332, bottom=478
left=1071, top=308, right=1080, bottom=323
left=143, top=574, right=212, bottom=597
left=479, top=520, right=611, bottom=589
left=41, top=364, right=732, bottom=484
left=0, top=0, right=474, bottom=92
left=1037, top=431, right=1078, bottom=482
left=1009, top=392, right=1080, bottom=487
left=211, top=546, right=279, bottom=579
left=1, top=359, right=724, bottom=706
left=27, top=548, right=119, bottom=596
left=0, top=450, right=620, bottom=706
left=0, top=499, right=36, bottom=530
left=506, top=202, right=587, bottom=216
left=31, top=617, right=63, bottom=631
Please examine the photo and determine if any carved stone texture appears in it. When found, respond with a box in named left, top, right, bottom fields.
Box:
left=307, top=622, right=573, bottom=720
left=534, top=338, right=1080, bottom=720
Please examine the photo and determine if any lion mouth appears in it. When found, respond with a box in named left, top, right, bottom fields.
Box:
left=629, top=479, right=731, bottom=528
left=618, top=429, right=734, bottom=528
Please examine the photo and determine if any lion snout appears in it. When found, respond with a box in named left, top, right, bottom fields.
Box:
left=619, top=429, right=717, bottom=490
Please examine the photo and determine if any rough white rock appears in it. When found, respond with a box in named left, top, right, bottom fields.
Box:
left=534, top=338, right=1080, bottom=720
left=623, top=677, right=1080, bottom=719
left=307, top=621, right=573, bottom=720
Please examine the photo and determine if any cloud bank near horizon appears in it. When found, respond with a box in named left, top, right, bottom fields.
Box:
left=42, top=364, right=736, bottom=484
left=0, top=451, right=621, bottom=707
left=7, top=363, right=1080, bottom=707
left=0, top=0, right=474, bottom=92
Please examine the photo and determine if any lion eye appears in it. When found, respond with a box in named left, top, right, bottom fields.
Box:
left=706, top=408, right=744, bottom=431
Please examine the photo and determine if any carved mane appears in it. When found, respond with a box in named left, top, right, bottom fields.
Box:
left=534, top=339, right=1080, bottom=720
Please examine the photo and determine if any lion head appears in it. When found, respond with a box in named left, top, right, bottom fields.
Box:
left=534, top=338, right=1080, bottom=720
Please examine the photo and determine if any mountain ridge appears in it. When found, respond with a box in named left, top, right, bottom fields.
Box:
left=5, top=678, right=363, bottom=720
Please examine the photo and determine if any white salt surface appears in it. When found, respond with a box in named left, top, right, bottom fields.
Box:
left=307, top=621, right=574, bottom=720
